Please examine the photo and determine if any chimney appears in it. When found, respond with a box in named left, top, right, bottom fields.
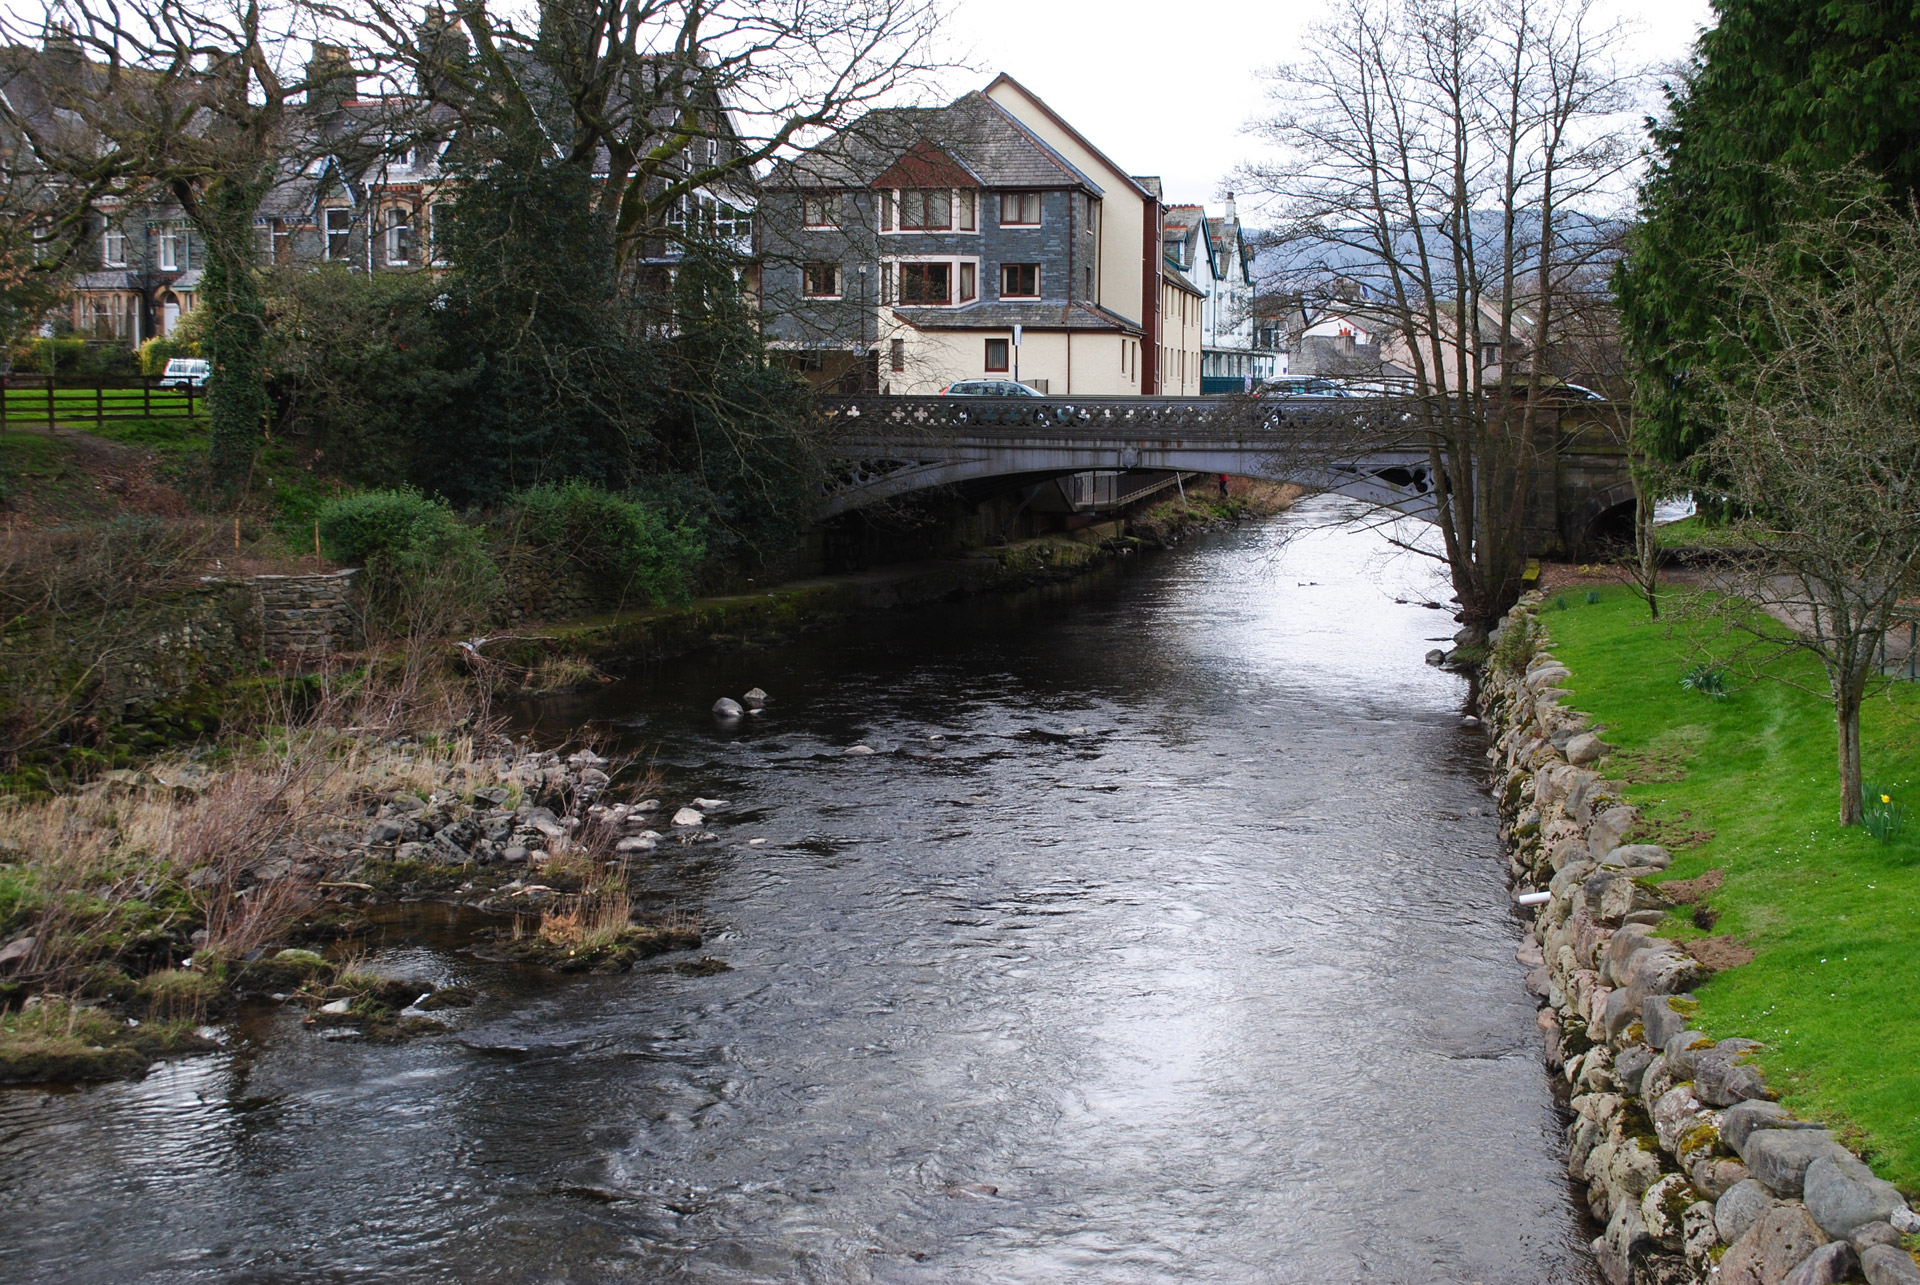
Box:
left=42, top=22, right=82, bottom=81
left=1223, top=192, right=1237, bottom=224
left=305, top=41, right=352, bottom=117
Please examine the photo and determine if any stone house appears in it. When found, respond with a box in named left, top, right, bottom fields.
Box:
left=759, top=74, right=1175, bottom=395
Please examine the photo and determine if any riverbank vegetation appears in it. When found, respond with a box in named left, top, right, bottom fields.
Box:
left=1541, top=586, right=1920, bottom=1189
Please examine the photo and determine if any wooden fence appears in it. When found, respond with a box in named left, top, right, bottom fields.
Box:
left=0, top=374, right=202, bottom=432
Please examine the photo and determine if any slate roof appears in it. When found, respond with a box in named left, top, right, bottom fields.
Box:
left=893, top=299, right=1141, bottom=333
left=767, top=91, right=1102, bottom=194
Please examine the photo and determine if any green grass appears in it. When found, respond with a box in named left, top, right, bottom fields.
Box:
left=3, top=387, right=198, bottom=426
left=1652, top=513, right=1770, bottom=549
left=1545, top=588, right=1920, bottom=1190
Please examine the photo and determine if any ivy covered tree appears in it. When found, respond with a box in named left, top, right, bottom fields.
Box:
left=1617, top=0, right=1920, bottom=463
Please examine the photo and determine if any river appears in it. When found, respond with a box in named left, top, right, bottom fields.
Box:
left=0, top=498, right=1596, bottom=1283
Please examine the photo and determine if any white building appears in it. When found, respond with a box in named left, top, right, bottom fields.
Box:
left=1162, top=195, right=1277, bottom=392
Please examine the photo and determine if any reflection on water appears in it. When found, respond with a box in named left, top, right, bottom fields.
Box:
left=0, top=500, right=1595, bottom=1283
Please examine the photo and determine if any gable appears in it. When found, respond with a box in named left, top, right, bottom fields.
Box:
left=872, top=140, right=978, bottom=190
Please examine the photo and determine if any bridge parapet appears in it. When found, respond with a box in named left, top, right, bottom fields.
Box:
left=819, top=393, right=1413, bottom=444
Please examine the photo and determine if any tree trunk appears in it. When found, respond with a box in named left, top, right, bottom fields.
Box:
left=1836, top=683, right=1864, bottom=825
left=199, top=185, right=271, bottom=487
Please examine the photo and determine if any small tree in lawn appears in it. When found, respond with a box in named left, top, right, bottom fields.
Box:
left=1694, top=184, right=1920, bottom=825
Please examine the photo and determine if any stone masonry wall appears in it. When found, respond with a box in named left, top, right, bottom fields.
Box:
left=1482, top=591, right=1920, bottom=1285
left=244, top=570, right=362, bottom=664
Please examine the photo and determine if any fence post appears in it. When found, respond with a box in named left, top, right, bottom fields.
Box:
left=95, top=381, right=102, bottom=431
left=143, top=377, right=151, bottom=420
left=46, top=374, right=54, bottom=432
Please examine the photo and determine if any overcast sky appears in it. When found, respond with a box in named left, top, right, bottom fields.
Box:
left=934, top=0, right=1714, bottom=215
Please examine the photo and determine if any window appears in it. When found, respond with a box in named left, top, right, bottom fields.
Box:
left=101, top=223, right=126, bottom=267
left=985, top=338, right=1009, bottom=372
left=1084, top=266, right=1092, bottom=299
left=666, top=195, right=688, bottom=231
left=899, top=261, right=951, bottom=305
left=426, top=204, right=445, bottom=264
left=156, top=224, right=182, bottom=271
left=1001, top=192, right=1041, bottom=225
left=958, top=190, right=977, bottom=231
left=802, top=194, right=840, bottom=228
left=958, top=261, right=977, bottom=303
left=890, top=338, right=905, bottom=372
left=898, top=189, right=952, bottom=231
left=1001, top=263, right=1039, bottom=298
left=325, top=208, right=353, bottom=260
left=715, top=202, right=750, bottom=239
left=802, top=262, right=842, bottom=298
left=253, top=220, right=275, bottom=264
left=385, top=208, right=412, bottom=265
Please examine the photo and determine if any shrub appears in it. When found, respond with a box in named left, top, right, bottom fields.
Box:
left=509, top=480, right=705, bottom=606
left=316, top=489, right=499, bottom=637
left=136, top=336, right=201, bottom=376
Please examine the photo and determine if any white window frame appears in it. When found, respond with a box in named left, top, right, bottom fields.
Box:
left=156, top=224, right=181, bottom=271
left=881, top=188, right=979, bottom=235
left=426, top=203, right=447, bottom=266
left=883, top=255, right=979, bottom=307
left=384, top=207, right=412, bottom=266
left=324, top=207, right=353, bottom=261
left=101, top=223, right=126, bottom=268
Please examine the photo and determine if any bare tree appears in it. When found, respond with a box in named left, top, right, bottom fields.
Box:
left=318, top=0, right=949, bottom=267
left=1691, top=185, right=1920, bottom=825
left=1239, top=0, right=1641, bottom=635
left=0, top=2, right=409, bottom=484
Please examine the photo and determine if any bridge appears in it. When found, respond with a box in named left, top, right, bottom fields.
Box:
left=818, top=393, right=1636, bottom=557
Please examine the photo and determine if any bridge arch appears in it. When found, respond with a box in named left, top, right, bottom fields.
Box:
left=1564, top=481, right=1637, bottom=556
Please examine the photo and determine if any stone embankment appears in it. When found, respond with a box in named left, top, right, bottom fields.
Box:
left=1482, top=592, right=1920, bottom=1285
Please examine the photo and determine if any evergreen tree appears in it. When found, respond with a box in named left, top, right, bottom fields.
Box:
left=656, top=248, right=817, bottom=562
left=418, top=133, right=660, bottom=504
left=1618, top=0, right=1920, bottom=462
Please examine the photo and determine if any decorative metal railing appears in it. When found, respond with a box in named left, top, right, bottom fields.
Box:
left=817, top=393, right=1419, bottom=443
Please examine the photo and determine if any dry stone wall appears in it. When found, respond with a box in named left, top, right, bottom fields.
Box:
left=243, top=570, right=362, bottom=664
left=1482, top=591, right=1920, bottom=1285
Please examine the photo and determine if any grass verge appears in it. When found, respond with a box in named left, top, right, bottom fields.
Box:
left=1542, top=586, right=1920, bottom=1189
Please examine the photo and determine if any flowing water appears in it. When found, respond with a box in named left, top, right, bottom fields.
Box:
left=0, top=499, right=1597, bottom=1283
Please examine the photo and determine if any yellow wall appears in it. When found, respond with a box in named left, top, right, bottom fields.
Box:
left=1162, top=281, right=1203, bottom=395
left=879, top=320, right=1143, bottom=396
left=985, top=80, right=1147, bottom=331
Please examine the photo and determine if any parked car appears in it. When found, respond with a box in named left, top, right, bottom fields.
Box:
left=157, top=358, right=210, bottom=389
left=939, top=380, right=1043, bottom=397
left=1254, top=376, right=1359, bottom=398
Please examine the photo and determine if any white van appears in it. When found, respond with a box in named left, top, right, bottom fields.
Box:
left=158, top=357, right=210, bottom=388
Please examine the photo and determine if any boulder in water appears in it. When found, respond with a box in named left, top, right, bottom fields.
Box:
left=672, top=807, right=704, bottom=827
left=742, top=688, right=769, bottom=709
left=712, top=697, right=744, bottom=719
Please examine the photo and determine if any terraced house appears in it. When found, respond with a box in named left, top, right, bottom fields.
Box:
left=759, top=75, right=1181, bottom=396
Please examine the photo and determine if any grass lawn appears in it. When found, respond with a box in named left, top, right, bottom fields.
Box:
left=1651, top=514, right=1761, bottom=549
left=1543, top=588, right=1920, bottom=1191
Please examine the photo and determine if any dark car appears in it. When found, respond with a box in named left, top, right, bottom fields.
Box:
left=939, top=380, right=1044, bottom=397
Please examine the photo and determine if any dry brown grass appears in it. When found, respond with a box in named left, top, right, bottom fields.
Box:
left=0, top=664, right=497, bottom=990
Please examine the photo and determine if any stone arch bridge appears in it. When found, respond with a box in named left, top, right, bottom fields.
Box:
left=819, top=393, right=1634, bottom=558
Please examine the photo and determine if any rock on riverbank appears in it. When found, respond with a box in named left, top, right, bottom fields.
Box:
left=1481, top=592, right=1920, bottom=1285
